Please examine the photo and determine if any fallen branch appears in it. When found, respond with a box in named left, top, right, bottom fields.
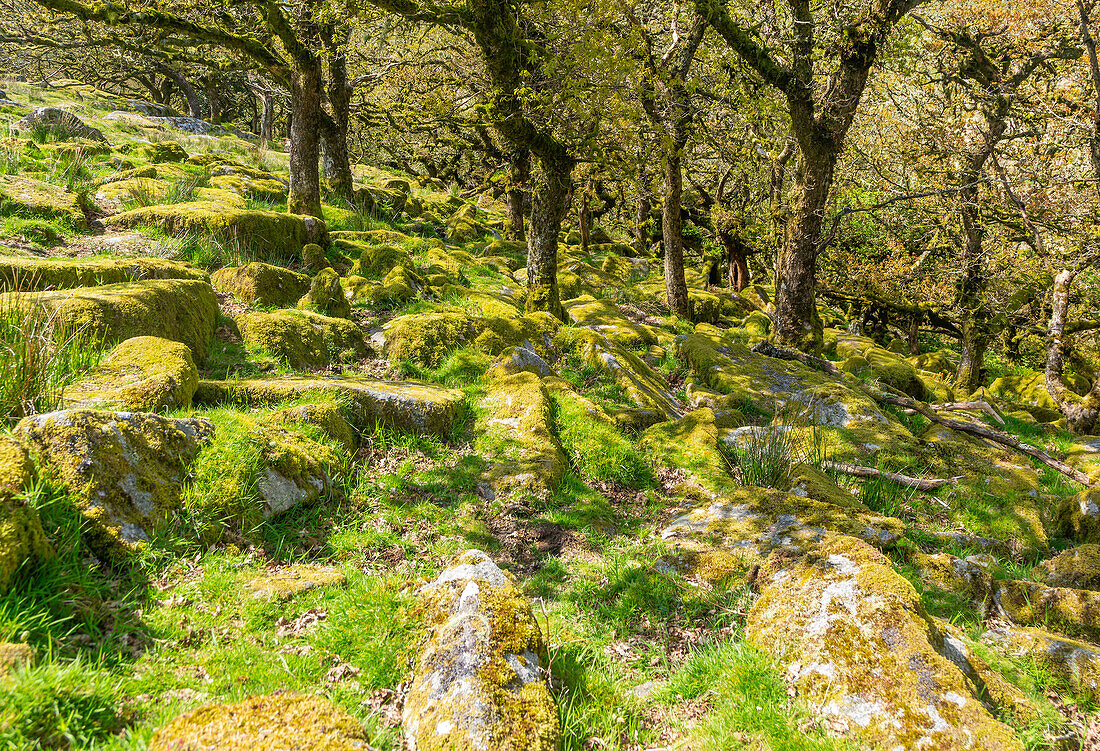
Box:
left=824, top=461, right=961, bottom=491
left=884, top=395, right=1093, bottom=487
left=928, top=401, right=1005, bottom=425
left=751, top=340, right=842, bottom=376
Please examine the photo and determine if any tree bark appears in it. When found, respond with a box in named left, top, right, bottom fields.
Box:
left=526, top=156, right=571, bottom=320
left=159, top=66, right=203, bottom=119
left=320, top=46, right=353, bottom=199
left=287, top=61, right=324, bottom=218
left=259, top=90, right=275, bottom=146
left=506, top=149, right=529, bottom=241
left=578, top=183, right=590, bottom=254
left=634, top=189, right=651, bottom=256
left=1046, top=269, right=1100, bottom=434
left=662, top=144, right=691, bottom=318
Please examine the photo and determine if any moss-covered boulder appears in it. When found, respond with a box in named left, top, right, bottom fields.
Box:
left=0, top=174, right=86, bottom=230
left=268, top=403, right=356, bottom=452
left=2, top=279, right=217, bottom=362
left=0, top=437, right=51, bottom=594
left=1056, top=489, right=1100, bottom=544
left=487, top=346, right=553, bottom=380
left=211, top=262, right=310, bottom=307
left=479, top=373, right=565, bottom=499
left=747, top=534, right=1022, bottom=750
left=345, top=266, right=418, bottom=307
left=150, top=693, right=370, bottom=751
left=562, top=295, right=656, bottom=347
left=641, top=408, right=733, bottom=498
left=385, top=309, right=559, bottom=368
left=194, top=376, right=464, bottom=436
left=910, top=551, right=992, bottom=602
left=404, top=549, right=559, bottom=751
left=107, top=203, right=324, bottom=260
left=236, top=309, right=366, bottom=370
left=12, top=107, right=108, bottom=143
left=302, top=243, right=327, bottom=271
left=743, top=310, right=771, bottom=338
left=343, top=242, right=415, bottom=279
left=63, top=336, right=198, bottom=412
left=987, top=373, right=1060, bottom=419
left=0, top=255, right=205, bottom=292
left=1039, top=545, right=1100, bottom=590
left=982, top=623, right=1100, bottom=697
left=994, top=579, right=1100, bottom=640
left=15, top=410, right=214, bottom=562
left=207, top=172, right=287, bottom=201
left=253, top=427, right=338, bottom=518
left=139, top=141, right=187, bottom=163
left=297, top=268, right=351, bottom=319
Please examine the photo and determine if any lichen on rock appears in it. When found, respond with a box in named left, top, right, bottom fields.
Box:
left=404, top=549, right=559, bottom=751
left=244, top=565, right=347, bottom=599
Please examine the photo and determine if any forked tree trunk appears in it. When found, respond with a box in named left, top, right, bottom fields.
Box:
left=1046, top=269, right=1100, bottom=434
left=526, top=155, right=572, bottom=320
left=287, top=62, right=324, bottom=219
left=662, top=145, right=691, bottom=319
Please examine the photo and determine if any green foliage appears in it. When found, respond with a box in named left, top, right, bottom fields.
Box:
left=552, top=392, right=652, bottom=488
left=723, top=426, right=796, bottom=489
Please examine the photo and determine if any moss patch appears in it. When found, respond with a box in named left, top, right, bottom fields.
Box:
left=62, top=336, right=198, bottom=412
left=235, top=309, right=366, bottom=370
left=211, top=262, right=309, bottom=307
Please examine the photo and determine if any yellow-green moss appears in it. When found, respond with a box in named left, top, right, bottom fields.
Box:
left=0, top=642, right=34, bottom=676
left=207, top=173, right=286, bottom=201
left=562, top=295, right=656, bottom=347
left=236, top=309, right=366, bottom=370
left=107, top=203, right=321, bottom=260
left=995, top=579, right=1100, bottom=641
left=0, top=174, right=86, bottom=230
left=1039, top=545, right=1100, bottom=590
left=139, top=141, right=187, bottom=163
left=2, top=279, right=217, bottom=361
left=243, top=565, right=347, bottom=599
left=386, top=309, right=559, bottom=367
left=982, top=624, right=1100, bottom=697
left=0, top=254, right=206, bottom=292
left=478, top=372, right=566, bottom=498
left=211, top=262, right=309, bottom=307
left=194, top=375, right=465, bottom=436
left=268, top=403, right=356, bottom=452
left=341, top=242, right=414, bottom=279
left=63, top=336, right=198, bottom=412
left=297, top=268, right=351, bottom=319
left=150, top=693, right=369, bottom=751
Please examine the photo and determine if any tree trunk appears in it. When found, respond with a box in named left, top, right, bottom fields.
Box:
left=662, top=144, right=691, bottom=319
left=160, top=67, right=203, bottom=119
left=634, top=190, right=650, bottom=256
left=203, top=77, right=221, bottom=124
left=907, top=315, right=921, bottom=356
left=287, top=62, right=324, bottom=219
left=955, top=322, right=989, bottom=397
left=259, top=91, right=275, bottom=146
left=526, top=156, right=571, bottom=320
left=321, top=49, right=354, bottom=200
left=775, top=149, right=832, bottom=352
left=1046, top=269, right=1100, bottom=433
left=723, top=233, right=749, bottom=292
left=578, top=186, right=590, bottom=254
left=506, top=150, right=529, bottom=241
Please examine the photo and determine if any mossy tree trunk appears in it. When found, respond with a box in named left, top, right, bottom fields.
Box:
left=661, top=143, right=691, bottom=318
left=259, top=90, right=275, bottom=146
left=634, top=188, right=650, bottom=256
left=723, top=233, right=750, bottom=292
left=287, top=61, right=324, bottom=218
left=1046, top=269, right=1100, bottom=434
left=526, top=156, right=571, bottom=319
left=506, top=149, right=529, bottom=241
left=157, top=65, right=203, bottom=119
left=320, top=34, right=354, bottom=200
left=697, top=0, right=921, bottom=353
left=578, top=182, right=590, bottom=254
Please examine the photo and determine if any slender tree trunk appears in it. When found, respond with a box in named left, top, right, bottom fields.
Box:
left=634, top=190, right=650, bottom=256
left=287, top=62, right=324, bottom=218
left=259, top=91, right=275, bottom=146
left=321, top=49, right=354, bottom=199
left=662, top=144, right=691, bottom=319
left=578, top=185, right=590, bottom=254
left=203, top=77, right=221, bottom=124
left=775, top=149, right=832, bottom=352
left=1046, top=269, right=1100, bottom=433
left=907, top=315, right=921, bottom=356
left=506, top=149, right=529, bottom=241
left=159, top=67, right=202, bottom=119
left=954, top=146, right=995, bottom=394
left=526, top=156, right=571, bottom=320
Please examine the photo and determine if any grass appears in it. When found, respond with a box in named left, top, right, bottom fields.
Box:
left=552, top=391, right=652, bottom=488
left=0, top=292, right=106, bottom=423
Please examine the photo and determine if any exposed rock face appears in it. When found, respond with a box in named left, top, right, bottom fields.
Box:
left=480, top=372, right=565, bottom=498
left=15, top=410, right=214, bottom=562
left=150, top=693, right=371, bottom=751
left=12, top=107, right=108, bottom=143
left=747, top=535, right=1022, bottom=750
left=211, top=262, right=310, bottom=307
left=0, top=437, right=51, bottom=593
left=63, top=336, right=198, bottom=412
left=2, top=279, right=218, bottom=362
left=1055, top=489, right=1100, bottom=544
left=404, top=550, right=559, bottom=751
left=193, top=376, right=465, bottom=436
